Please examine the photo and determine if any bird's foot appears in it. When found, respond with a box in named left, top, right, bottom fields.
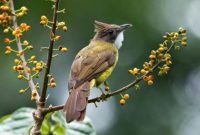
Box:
left=100, top=92, right=108, bottom=101
left=104, top=81, right=110, bottom=94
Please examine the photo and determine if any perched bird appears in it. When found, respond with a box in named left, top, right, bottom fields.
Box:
left=64, top=20, right=132, bottom=123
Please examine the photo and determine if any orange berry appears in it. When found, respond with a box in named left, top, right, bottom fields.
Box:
left=40, top=20, right=47, bottom=25
left=35, top=65, right=42, bottom=71
left=18, top=50, right=24, bottom=56
left=32, top=89, right=37, bottom=97
left=5, top=46, right=12, bottom=51
left=17, top=65, right=24, bottom=70
left=50, top=82, right=56, bottom=88
left=26, top=67, right=31, bottom=73
left=119, top=99, right=126, bottom=105
left=50, top=78, right=55, bottom=83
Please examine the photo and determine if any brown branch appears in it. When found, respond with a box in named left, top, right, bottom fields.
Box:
left=39, top=0, right=60, bottom=106
left=30, top=0, right=60, bottom=134
left=9, top=0, right=39, bottom=101
left=43, top=40, right=177, bottom=114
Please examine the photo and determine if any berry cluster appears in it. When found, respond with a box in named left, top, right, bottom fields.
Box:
left=126, top=28, right=187, bottom=105
left=40, top=15, right=67, bottom=32
left=119, top=94, right=130, bottom=105
left=1, top=0, right=68, bottom=101
left=0, top=1, right=12, bottom=27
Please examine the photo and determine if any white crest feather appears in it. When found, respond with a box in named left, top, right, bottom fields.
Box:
left=114, top=32, right=124, bottom=49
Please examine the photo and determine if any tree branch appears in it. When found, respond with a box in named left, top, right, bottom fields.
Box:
left=39, top=0, right=60, bottom=106
left=43, top=40, right=177, bottom=114
left=9, top=0, right=39, bottom=101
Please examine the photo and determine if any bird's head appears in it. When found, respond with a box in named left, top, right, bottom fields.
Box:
left=93, top=20, right=132, bottom=49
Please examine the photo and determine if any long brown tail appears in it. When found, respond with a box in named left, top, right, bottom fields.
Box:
left=64, top=82, right=90, bottom=123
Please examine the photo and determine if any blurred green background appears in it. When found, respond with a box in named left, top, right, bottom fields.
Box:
left=1, top=0, right=200, bottom=135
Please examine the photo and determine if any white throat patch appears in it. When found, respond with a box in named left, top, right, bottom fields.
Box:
left=114, top=32, right=124, bottom=49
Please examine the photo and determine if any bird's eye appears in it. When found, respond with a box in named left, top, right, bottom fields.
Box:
left=108, top=29, right=114, bottom=34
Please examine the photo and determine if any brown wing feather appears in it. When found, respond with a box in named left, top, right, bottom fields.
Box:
left=69, top=50, right=116, bottom=89
left=64, top=44, right=117, bottom=123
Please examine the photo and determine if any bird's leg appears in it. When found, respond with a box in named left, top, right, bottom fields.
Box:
left=104, top=81, right=110, bottom=93
left=98, top=87, right=107, bottom=101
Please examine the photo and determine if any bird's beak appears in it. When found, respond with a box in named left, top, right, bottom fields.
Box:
left=119, top=24, right=132, bottom=31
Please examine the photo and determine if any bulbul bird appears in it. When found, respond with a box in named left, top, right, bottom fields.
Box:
left=64, top=20, right=132, bottom=123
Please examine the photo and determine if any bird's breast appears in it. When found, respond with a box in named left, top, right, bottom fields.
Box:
left=95, top=53, right=118, bottom=87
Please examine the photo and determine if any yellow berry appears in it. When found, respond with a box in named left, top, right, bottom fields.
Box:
left=149, top=54, right=156, bottom=59
left=50, top=82, right=56, bottom=88
left=119, top=99, right=126, bottom=105
left=141, top=69, right=147, bottom=74
left=5, top=46, right=12, bottom=51
left=17, top=12, right=24, bottom=17
left=26, top=67, right=31, bottom=73
left=17, top=65, right=24, bottom=70
left=105, top=86, right=109, bottom=91
left=132, top=68, right=140, bottom=75
left=35, top=65, right=42, bottom=71
left=5, top=50, right=11, bottom=55
left=147, top=80, right=153, bottom=85
left=18, top=75, right=23, bottom=79
left=181, top=41, right=187, bottom=46
left=41, top=15, right=47, bottom=21
left=30, top=56, right=36, bottom=61
left=60, top=47, right=68, bottom=52
left=23, top=40, right=29, bottom=46
left=124, top=94, right=130, bottom=100
left=33, top=61, right=38, bottom=64
left=13, top=66, right=17, bottom=71
left=63, top=26, right=68, bottom=32
left=19, top=89, right=25, bottom=94
left=158, top=47, right=164, bottom=52
left=57, top=22, right=65, bottom=28
left=21, top=6, right=28, bottom=12
left=40, top=20, right=47, bottom=25
left=3, top=28, right=9, bottom=33
left=54, top=36, right=61, bottom=41
left=18, top=50, right=24, bottom=56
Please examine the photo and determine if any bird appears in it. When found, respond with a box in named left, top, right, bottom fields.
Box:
left=64, top=20, right=132, bottom=123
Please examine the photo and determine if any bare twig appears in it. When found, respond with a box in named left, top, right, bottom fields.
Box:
left=43, top=40, right=177, bottom=114
left=9, top=0, right=39, bottom=101
left=29, top=0, right=60, bottom=134
left=40, top=0, right=60, bottom=106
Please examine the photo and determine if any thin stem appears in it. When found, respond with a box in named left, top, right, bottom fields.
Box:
left=40, top=0, right=60, bottom=106
left=43, top=41, right=177, bottom=114
left=9, top=0, right=39, bottom=101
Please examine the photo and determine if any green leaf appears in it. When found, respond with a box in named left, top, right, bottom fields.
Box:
left=67, top=117, right=97, bottom=135
left=0, top=107, right=97, bottom=135
left=0, top=107, right=34, bottom=135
